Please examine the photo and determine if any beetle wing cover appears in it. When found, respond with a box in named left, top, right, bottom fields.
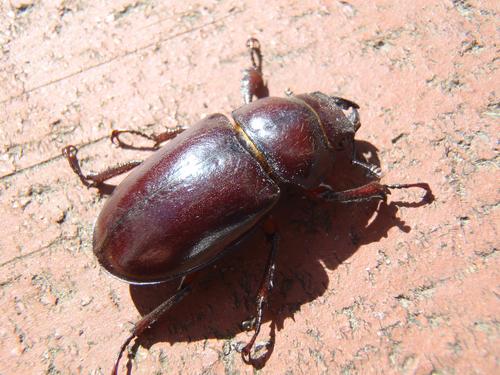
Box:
left=93, top=114, right=280, bottom=283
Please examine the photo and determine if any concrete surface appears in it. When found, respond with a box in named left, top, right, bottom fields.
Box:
left=0, top=1, right=498, bottom=374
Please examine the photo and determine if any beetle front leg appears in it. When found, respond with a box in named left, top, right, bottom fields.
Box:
left=310, top=181, right=433, bottom=204
left=62, top=145, right=142, bottom=195
left=241, top=222, right=279, bottom=363
left=111, top=125, right=186, bottom=151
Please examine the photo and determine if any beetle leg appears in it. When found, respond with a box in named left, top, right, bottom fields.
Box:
left=111, top=125, right=186, bottom=151
left=241, top=228, right=279, bottom=363
left=241, top=38, right=269, bottom=104
left=320, top=181, right=390, bottom=202
left=62, top=145, right=142, bottom=194
left=310, top=181, right=433, bottom=204
left=112, top=282, right=192, bottom=375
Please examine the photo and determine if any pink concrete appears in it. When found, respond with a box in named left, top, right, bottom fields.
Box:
left=0, top=1, right=498, bottom=374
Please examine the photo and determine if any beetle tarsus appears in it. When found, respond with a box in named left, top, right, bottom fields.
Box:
left=310, top=181, right=388, bottom=203
left=63, top=126, right=186, bottom=191
left=241, top=38, right=268, bottom=104
left=247, top=37, right=262, bottom=71
left=111, top=333, right=135, bottom=375
left=315, top=181, right=433, bottom=205
left=385, top=182, right=434, bottom=205
left=62, top=145, right=142, bottom=195
left=241, top=231, right=279, bottom=364
left=112, top=284, right=192, bottom=375
left=111, top=125, right=186, bottom=151
left=62, top=145, right=94, bottom=188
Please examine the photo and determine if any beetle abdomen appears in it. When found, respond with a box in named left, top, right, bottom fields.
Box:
left=93, top=114, right=280, bottom=284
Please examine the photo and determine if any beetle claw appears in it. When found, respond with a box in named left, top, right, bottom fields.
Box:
left=111, top=333, right=136, bottom=375
left=241, top=339, right=273, bottom=365
left=62, top=144, right=78, bottom=158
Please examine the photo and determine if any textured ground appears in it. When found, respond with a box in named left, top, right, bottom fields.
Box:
left=0, top=1, right=498, bottom=374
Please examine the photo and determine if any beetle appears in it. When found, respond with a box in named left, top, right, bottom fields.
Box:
left=62, top=38, right=432, bottom=374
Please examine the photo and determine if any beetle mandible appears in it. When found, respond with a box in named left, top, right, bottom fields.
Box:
left=62, top=38, right=432, bottom=374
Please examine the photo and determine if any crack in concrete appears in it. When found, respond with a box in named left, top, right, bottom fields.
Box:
left=0, top=135, right=109, bottom=181
left=0, top=10, right=241, bottom=105
left=0, top=10, right=242, bottom=182
left=0, top=235, right=77, bottom=269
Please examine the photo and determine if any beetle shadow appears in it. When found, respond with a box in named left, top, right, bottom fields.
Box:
left=126, top=140, right=432, bottom=368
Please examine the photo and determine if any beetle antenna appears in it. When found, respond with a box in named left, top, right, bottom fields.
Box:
left=352, top=159, right=382, bottom=178
left=351, top=141, right=382, bottom=178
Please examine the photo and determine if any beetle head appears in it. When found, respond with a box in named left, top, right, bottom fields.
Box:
left=297, top=92, right=361, bottom=152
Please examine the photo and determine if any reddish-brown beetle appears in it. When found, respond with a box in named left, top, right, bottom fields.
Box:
left=62, top=38, right=432, bottom=374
